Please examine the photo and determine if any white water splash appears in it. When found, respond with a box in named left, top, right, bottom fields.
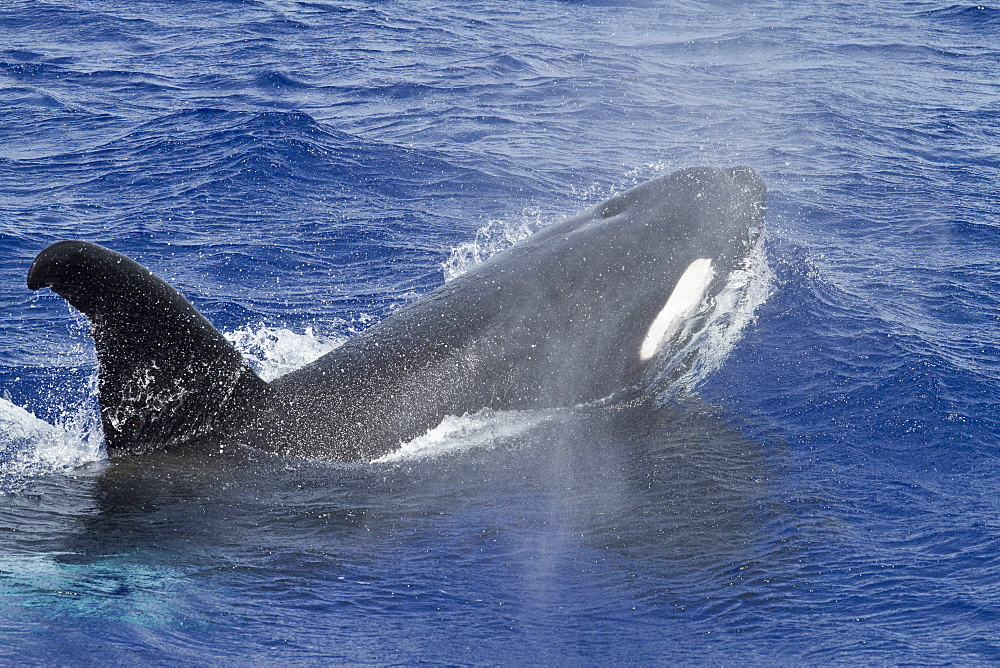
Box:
left=373, top=408, right=555, bottom=463
left=441, top=209, right=548, bottom=281
left=225, top=323, right=346, bottom=381
left=0, top=398, right=103, bottom=488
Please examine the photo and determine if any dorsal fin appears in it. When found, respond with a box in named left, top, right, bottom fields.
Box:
left=28, top=240, right=273, bottom=456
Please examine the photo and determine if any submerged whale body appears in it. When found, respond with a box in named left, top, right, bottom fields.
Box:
left=27, top=166, right=766, bottom=461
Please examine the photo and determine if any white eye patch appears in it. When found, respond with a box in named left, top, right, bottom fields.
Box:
left=639, top=258, right=714, bottom=360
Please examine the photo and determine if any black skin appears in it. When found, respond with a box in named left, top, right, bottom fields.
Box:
left=27, top=239, right=273, bottom=455
left=28, top=166, right=765, bottom=461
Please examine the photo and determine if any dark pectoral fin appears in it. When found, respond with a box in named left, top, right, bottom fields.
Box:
left=28, top=240, right=273, bottom=456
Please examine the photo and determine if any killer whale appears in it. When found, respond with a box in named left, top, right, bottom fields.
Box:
left=27, top=165, right=765, bottom=461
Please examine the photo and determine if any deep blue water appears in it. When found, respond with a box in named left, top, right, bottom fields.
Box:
left=2, top=0, right=1000, bottom=663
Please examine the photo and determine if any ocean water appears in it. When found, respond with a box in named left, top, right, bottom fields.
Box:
left=1, top=0, right=999, bottom=662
